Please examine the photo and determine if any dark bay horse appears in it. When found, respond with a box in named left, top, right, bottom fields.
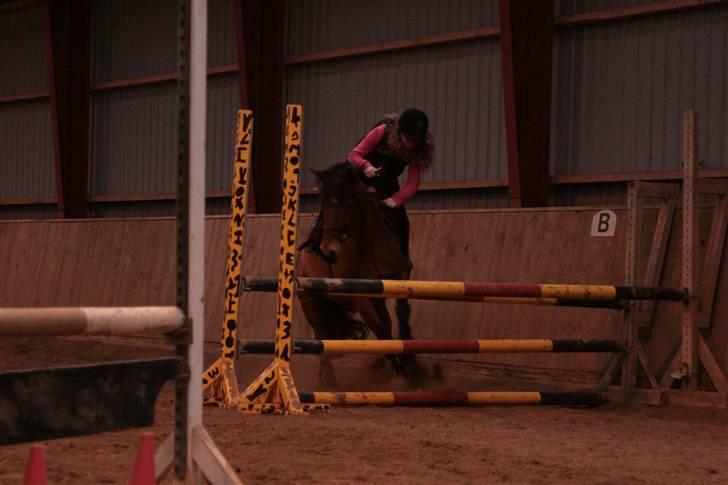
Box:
left=296, top=162, right=416, bottom=385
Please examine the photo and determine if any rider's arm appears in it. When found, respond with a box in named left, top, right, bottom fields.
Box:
left=391, top=165, right=421, bottom=206
left=347, top=124, right=386, bottom=171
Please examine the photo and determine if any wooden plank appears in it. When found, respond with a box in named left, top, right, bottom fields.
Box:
left=637, top=342, right=660, bottom=391
left=5, top=172, right=728, bottom=209
left=0, top=197, right=56, bottom=206
left=207, top=64, right=236, bottom=77
left=698, top=196, right=728, bottom=324
left=154, top=434, right=174, bottom=482
left=0, top=90, right=50, bottom=105
left=659, top=348, right=681, bottom=389
left=606, top=386, right=664, bottom=406
left=552, top=168, right=728, bottom=185
left=191, top=427, right=243, bottom=485
left=87, top=191, right=229, bottom=203
left=634, top=181, right=680, bottom=199
left=697, top=178, right=728, bottom=194
left=91, top=66, right=237, bottom=92
left=663, top=389, right=728, bottom=408
left=285, top=27, right=500, bottom=66
left=638, top=196, right=677, bottom=327
left=555, top=0, right=725, bottom=29
left=698, top=334, right=728, bottom=394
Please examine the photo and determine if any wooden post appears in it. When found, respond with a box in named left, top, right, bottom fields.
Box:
left=621, top=182, right=640, bottom=390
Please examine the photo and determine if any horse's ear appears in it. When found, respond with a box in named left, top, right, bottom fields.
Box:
left=310, top=168, right=323, bottom=181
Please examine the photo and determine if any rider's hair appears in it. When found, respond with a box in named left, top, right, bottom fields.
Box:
left=383, top=113, right=434, bottom=170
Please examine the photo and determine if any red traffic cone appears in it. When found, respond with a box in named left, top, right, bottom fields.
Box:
left=23, top=444, right=47, bottom=485
left=129, top=432, right=156, bottom=485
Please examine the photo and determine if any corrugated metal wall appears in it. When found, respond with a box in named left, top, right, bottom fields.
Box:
left=93, top=0, right=177, bottom=82
left=209, top=0, right=236, bottom=67
left=286, top=0, right=499, bottom=55
left=206, top=0, right=239, bottom=195
left=0, top=7, right=55, bottom=204
left=91, top=84, right=178, bottom=195
left=0, top=7, right=48, bottom=96
left=2, top=0, right=728, bottom=217
left=90, top=0, right=239, bottom=202
left=553, top=4, right=728, bottom=175
left=285, top=0, right=506, bottom=192
left=0, top=102, right=55, bottom=199
left=287, top=0, right=728, bottom=209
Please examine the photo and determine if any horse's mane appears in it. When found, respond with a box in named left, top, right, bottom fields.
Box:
left=315, top=162, right=367, bottom=202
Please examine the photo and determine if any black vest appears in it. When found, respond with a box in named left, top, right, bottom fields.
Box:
left=360, top=119, right=408, bottom=198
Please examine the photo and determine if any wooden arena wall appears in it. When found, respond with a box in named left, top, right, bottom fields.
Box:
left=1, top=207, right=725, bottom=381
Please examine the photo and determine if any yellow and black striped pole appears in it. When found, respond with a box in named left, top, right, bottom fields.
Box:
left=202, top=109, right=253, bottom=407
left=299, top=391, right=605, bottom=407
left=238, top=339, right=625, bottom=355
left=243, top=277, right=684, bottom=303
left=238, top=105, right=321, bottom=414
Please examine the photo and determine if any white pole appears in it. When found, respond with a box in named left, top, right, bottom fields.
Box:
left=0, top=306, right=184, bottom=336
left=188, top=0, right=207, bottom=471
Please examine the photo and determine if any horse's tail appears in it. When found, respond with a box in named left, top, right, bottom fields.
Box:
left=320, top=299, right=369, bottom=340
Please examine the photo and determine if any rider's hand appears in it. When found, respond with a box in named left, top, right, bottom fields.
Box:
left=381, top=198, right=398, bottom=208
left=364, top=166, right=382, bottom=178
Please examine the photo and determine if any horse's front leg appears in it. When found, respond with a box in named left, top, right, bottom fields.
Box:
left=395, top=263, right=414, bottom=340
left=317, top=355, right=337, bottom=389
left=298, top=293, right=338, bottom=387
left=396, top=299, right=413, bottom=340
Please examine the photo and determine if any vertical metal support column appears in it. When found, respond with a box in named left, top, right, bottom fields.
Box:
left=45, top=0, right=92, bottom=218
left=234, top=0, right=285, bottom=214
left=499, top=0, right=554, bottom=207
left=174, top=0, right=191, bottom=478
left=681, top=111, right=698, bottom=388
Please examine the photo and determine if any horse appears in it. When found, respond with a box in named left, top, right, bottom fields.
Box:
left=296, top=162, right=417, bottom=385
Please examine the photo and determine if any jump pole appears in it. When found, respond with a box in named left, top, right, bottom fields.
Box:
left=243, top=277, right=685, bottom=302
left=239, top=339, right=625, bottom=355
left=0, top=307, right=184, bottom=336
left=299, top=391, right=605, bottom=407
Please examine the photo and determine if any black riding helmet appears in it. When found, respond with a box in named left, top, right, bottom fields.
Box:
left=398, top=108, right=429, bottom=145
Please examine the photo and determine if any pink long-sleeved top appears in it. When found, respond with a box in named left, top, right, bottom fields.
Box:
left=347, top=124, right=421, bottom=206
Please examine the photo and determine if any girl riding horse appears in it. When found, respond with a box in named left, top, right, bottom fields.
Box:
left=297, top=109, right=434, bottom=384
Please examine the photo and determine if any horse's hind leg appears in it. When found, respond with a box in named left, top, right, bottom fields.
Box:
left=396, top=299, right=413, bottom=340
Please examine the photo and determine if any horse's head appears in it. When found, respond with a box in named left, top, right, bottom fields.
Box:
left=312, top=162, right=374, bottom=263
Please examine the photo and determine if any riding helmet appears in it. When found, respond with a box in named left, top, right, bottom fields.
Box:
left=398, top=108, right=429, bottom=145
